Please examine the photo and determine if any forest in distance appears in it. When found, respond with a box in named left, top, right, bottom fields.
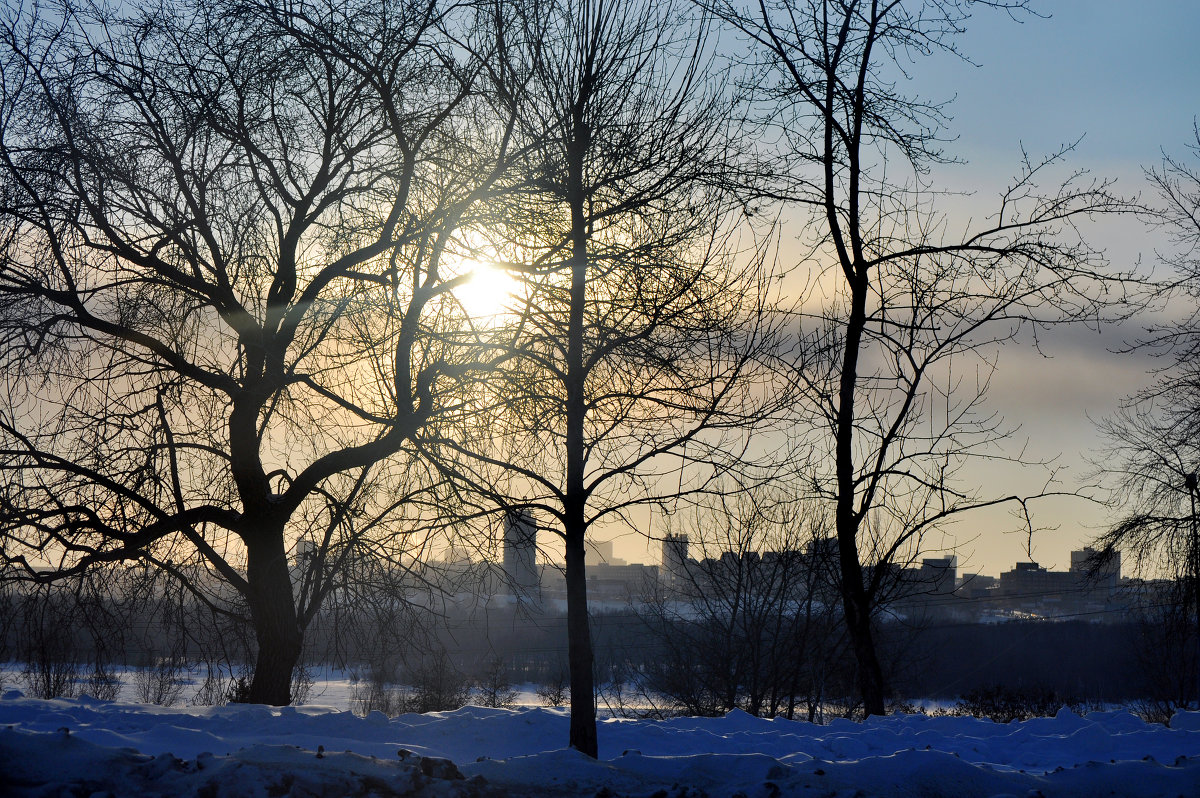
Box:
left=1, top=0, right=1199, bottom=762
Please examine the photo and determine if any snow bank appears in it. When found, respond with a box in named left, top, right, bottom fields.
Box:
left=2, top=690, right=1198, bottom=797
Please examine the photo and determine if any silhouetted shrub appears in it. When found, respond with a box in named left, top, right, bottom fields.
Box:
left=192, top=663, right=229, bottom=707
left=134, top=657, right=187, bottom=706
left=225, top=674, right=254, bottom=704
left=83, top=662, right=122, bottom=701
left=474, top=657, right=517, bottom=709
left=291, top=662, right=315, bottom=705
left=350, top=650, right=470, bottom=717
left=536, top=669, right=569, bottom=708
left=951, top=684, right=1089, bottom=723
left=350, top=678, right=404, bottom=717
left=401, top=653, right=470, bottom=713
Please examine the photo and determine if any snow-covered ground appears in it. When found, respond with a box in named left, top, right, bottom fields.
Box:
left=3, top=687, right=1200, bottom=797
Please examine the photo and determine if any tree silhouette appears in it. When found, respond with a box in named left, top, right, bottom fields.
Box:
left=423, top=0, right=792, bottom=755
left=0, top=0, right=520, bottom=704
left=637, top=490, right=849, bottom=720
left=707, top=0, right=1138, bottom=715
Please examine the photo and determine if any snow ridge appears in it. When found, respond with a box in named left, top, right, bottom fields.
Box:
left=2, top=691, right=1199, bottom=797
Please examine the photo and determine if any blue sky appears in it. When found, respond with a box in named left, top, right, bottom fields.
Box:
left=913, top=0, right=1200, bottom=575
left=616, top=1, right=1200, bottom=577
left=923, top=0, right=1198, bottom=176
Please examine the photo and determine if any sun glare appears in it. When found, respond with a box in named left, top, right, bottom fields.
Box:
left=456, top=261, right=519, bottom=319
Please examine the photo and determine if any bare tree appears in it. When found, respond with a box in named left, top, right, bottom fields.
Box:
left=423, top=0, right=792, bottom=756
left=16, top=585, right=84, bottom=700
left=706, top=0, right=1137, bottom=715
left=474, top=655, right=519, bottom=708
left=638, top=489, right=849, bottom=719
left=0, top=0, right=521, bottom=704
left=1094, top=125, right=1200, bottom=708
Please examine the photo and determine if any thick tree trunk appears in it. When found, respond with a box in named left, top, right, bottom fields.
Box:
left=244, top=531, right=302, bottom=705
left=842, top=583, right=886, bottom=716
left=564, top=527, right=597, bottom=757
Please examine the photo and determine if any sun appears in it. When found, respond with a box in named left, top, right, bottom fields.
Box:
left=455, top=261, right=519, bottom=319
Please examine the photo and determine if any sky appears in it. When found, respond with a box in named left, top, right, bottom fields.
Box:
left=611, top=0, right=1200, bottom=578
left=906, top=0, right=1200, bottom=576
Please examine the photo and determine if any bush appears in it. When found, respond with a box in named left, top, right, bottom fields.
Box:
left=22, top=656, right=79, bottom=700
left=134, top=657, right=187, bottom=706
left=350, top=651, right=470, bottom=718
left=951, top=684, right=1089, bottom=723
left=1127, top=696, right=1182, bottom=726
left=189, top=662, right=310, bottom=706
left=536, top=670, right=569, bottom=708
left=225, top=673, right=254, bottom=704
left=19, top=598, right=81, bottom=700
left=401, top=654, right=470, bottom=713
left=474, top=657, right=517, bottom=709
left=350, top=679, right=404, bottom=717
left=887, top=698, right=925, bottom=716
left=291, top=662, right=315, bottom=705
left=82, top=662, right=122, bottom=701
left=192, top=664, right=229, bottom=707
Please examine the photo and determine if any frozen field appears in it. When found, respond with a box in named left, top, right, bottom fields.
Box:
left=2, top=683, right=1200, bottom=797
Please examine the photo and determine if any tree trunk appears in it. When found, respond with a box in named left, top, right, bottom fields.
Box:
left=562, top=106, right=598, bottom=757
left=244, top=531, right=302, bottom=705
left=834, top=265, right=887, bottom=718
left=564, top=527, right=598, bottom=757
left=842, top=584, right=886, bottom=716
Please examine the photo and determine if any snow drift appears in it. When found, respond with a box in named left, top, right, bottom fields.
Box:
left=2, top=690, right=1199, bottom=796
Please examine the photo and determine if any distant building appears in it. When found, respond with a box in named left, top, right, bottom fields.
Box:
left=957, top=573, right=998, bottom=599
left=586, top=539, right=626, bottom=567
left=919, top=556, right=958, bottom=593
left=997, top=561, right=1069, bottom=596
left=502, top=508, right=539, bottom=599
left=660, top=533, right=689, bottom=587
left=292, top=539, right=317, bottom=567
left=804, top=536, right=840, bottom=572
left=290, top=539, right=318, bottom=599
left=587, top=562, right=658, bottom=602
left=1070, top=547, right=1120, bottom=587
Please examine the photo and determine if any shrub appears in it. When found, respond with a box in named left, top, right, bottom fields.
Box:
left=19, top=600, right=81, bottom=700
left=952, top=684, right=1085, bottom=723
left=350, top=679, right=404, bottom=717
left=401, top=654, right=470, bottom=713
left=82, top=662, right=122, bottom=701
left=224, top=673, right=254, bottom=704
left=1127, top=697, right=1182, bottom=726
left=134, top=657, right=187, bottom=706
left=22, top=656, right=79, bottom=700
left=291, top=662, right=315, bottom=705
left=536, top=670, right=569, bottom=708
left=474, top=657, right=518, bottom=709
left=192, top=664, right=229, bottom=707
left=350, top=651, right=470, bottom=718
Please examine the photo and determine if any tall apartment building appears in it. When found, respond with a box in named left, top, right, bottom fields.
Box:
left=660, top=533, right=689, bottom=587
left=502, top=508, right=539, bottom=599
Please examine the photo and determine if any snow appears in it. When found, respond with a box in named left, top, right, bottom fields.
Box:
left=2, top=689, right=1199, bottom=796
